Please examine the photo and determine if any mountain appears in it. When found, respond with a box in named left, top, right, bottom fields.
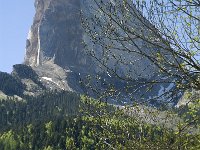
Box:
left=0, top=0, right=183, bottom=105
left=25, top=0, right=158, bottom=77
left=22, top=0, right=182, bottom=105
left=0, top=2, right=199, bottom=149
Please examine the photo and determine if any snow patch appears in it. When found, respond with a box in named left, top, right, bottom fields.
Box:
left=41, top=77, right=65, bottom=90
left=42, top=77, right=53, bottom=82
left=107, top=72, right=111, bottom=77
left=64, top=69, right=72, bottom=73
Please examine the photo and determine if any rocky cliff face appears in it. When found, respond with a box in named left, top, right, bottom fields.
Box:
left=25, top=0, right=94, bottom=92
left=25, top=0, right=160, bottom=74
left=24, top=0, right=178, bottom=105
left=25, top=0, right=88, bottom=69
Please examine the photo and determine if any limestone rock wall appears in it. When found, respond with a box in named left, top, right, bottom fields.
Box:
left=23, top=0, right=177, bottom=104
left=25, top=0, right=89, bottom=71
left=25, top=0, right=160, bottom=78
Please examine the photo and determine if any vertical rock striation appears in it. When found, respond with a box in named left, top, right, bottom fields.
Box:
left=25, top=0, right=88, bottom=70
left=24, top=0, right=95, bottom=91
left=25, top=0, right=158, bottom=77
left=24, top=0, right=179, bottom=105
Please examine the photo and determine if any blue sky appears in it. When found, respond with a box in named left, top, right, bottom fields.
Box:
left=0, top=0, right=34, bottom=73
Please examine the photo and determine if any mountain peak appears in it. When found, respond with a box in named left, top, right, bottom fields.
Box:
left=25, top=0, right=85, bottom=69
left=23, top=0, right=180, bottom=105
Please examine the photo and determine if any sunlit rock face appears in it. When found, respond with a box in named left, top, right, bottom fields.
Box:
left=24, top=0, right=179, bottom=105
left=25, top=0, right=159, bottom=78
left=24, top=0, right=94, bottom=92
left=25, top=0, right=89, bottom=70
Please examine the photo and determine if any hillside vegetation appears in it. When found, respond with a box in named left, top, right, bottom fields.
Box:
left=0, top=92, right=199, bottom=150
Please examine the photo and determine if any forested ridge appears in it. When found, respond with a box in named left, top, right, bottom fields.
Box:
left=0, top=64, right=45, bottom=97
left=0, top=93, right=199, bottom=150
left=0, top=91, right=79, bottom=132
left=0, top=72, right=25, bottom=96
